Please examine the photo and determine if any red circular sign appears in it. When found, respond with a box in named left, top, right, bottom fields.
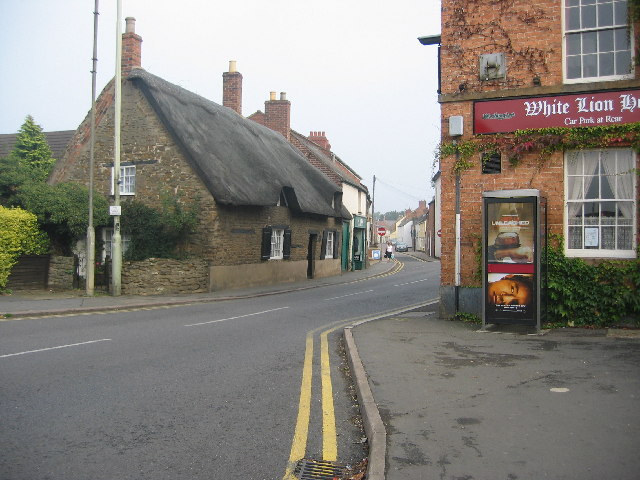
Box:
left=377, top=227, right=387, bottom=236
left=437, top=229, right=442, bottom=237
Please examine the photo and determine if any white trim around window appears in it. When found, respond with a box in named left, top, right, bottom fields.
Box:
left=564, top=148, right=637, bottom=258
left=110, top=165, right=136, bottom=195
left=270, top=228, right=285, bottom=260
left=563, top=0, right=634, bottom=84
left=325, top=231, right=335, bottom=259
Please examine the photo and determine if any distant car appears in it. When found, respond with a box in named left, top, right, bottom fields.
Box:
left=395, top=242, right=409, bottom=252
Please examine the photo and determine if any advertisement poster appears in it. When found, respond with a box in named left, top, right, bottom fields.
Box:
left=485, top=197, right=537, bottom=323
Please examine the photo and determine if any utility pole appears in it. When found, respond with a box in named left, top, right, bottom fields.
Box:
left=86, top=0, right=99, bottom=296
left=370, top=175, right=376, bottom=246
left=111, top=0, right=122, bottom=296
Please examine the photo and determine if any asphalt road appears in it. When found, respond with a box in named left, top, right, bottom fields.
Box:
left=0, top=255, right=440, bottom=480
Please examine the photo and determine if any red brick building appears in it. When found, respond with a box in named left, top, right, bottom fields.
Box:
left=425, top=0, right=640, bottom=317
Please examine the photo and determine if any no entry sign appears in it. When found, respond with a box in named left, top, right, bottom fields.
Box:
left=377, top=227, right=387, bottom=236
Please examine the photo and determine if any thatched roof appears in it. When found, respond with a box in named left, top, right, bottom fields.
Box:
left=129, top=69, right=346, bottom=218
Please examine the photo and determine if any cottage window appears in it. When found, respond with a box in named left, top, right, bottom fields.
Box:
left=271, top=228, right=285, bottom=259
left=102, top=228, right=131, bottom=261
left=261, top=226, right=292, bottom=260
left=325, top=231, right=335, bottom=259
left=111, top=165, right=136, bottom=195
left=565, top=148, right=636, bottom=258
left=564, top=0, right=633, bottom=82
left=320, top=229, right=338, bottom=260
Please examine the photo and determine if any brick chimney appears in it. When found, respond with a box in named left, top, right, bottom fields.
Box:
left=308, top=131, right=332, bottom=151
left=222, top=60, right=242, bottom=115
left=122, top=17, right=142, bottom=76
left=264, top=91, right=291, bottom=141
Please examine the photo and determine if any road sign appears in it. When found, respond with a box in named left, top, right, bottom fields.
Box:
left=377, top=227, right=387, bottom=236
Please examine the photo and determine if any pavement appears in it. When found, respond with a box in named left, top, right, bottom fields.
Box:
left=2, top=251, right=639, bottom=480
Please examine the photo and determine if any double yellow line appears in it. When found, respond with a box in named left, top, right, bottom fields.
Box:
left=282, top=321, right=346, bottom=479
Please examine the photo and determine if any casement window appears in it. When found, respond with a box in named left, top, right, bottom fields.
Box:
left=320, top=229, right=338, bottom=259
left=102, top=228, right=131, bottom=261
left=271, top=228, right=285, bottom=259
left=111, top=165, right=136, bottom=195
left=261, top=226, right=292, bottom=260
left=564, top=0, right=633, bottom=82
left=565, top=149, right=636, bottom=258
left=325, top=231, right=335, bottom=259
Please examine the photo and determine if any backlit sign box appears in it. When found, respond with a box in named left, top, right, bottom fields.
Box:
left=474, top=89, right=640, bottom=134
left=482, top=190, right=544, bottom=330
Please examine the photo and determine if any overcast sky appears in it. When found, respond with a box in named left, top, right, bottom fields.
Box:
left=0, top=0, right=441, bottom=213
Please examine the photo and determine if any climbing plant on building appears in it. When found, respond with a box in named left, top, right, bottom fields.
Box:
left=437, top=123, right=640, bottom=173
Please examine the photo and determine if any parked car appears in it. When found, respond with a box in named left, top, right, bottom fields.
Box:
left=395, top=242, right=409, bottom=252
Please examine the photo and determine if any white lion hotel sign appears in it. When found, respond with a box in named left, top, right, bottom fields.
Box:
left=474, top=89, right=640, bottom=134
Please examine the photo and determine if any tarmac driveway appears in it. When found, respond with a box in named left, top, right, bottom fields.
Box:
left=352, top=311, right=640, bottom=480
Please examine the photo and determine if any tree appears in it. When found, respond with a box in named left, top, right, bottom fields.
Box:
left=15, top=182, right=110, bottom=255
left=10, top=115, right=56, bottom=182
left=0, top=206, right=49, bottom=289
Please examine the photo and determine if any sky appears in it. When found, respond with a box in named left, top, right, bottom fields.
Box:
left=0, top=0, right=442, bottom=214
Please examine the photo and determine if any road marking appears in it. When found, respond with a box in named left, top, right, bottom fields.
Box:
left=324, top=290, right=374, bottom=301
left=394, top=278, right=429, bottom=287
left=320, top=325, right=342, bottom=461
left=283, top=331, right=314, bottom=479
left=183, top=307, right=289, bottom=327
left=0, top=339, right=112, bottom=358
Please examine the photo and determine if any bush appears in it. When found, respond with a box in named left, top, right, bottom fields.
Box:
left=121, top=196, right=198, bottom=260
left=0, top=206, right=49, bottom=289
left=545, top=236, right=640, bottom=327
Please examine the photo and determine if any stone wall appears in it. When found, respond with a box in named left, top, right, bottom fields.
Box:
left=48, top=256, right=75, bottom=290
left=122, top=258, right=209, bottom=295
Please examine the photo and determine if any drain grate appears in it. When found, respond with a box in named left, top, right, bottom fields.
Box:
left=294, top=459, right=346, bottom=480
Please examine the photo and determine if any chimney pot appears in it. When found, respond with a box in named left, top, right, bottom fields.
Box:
left=229, top=60, right=237, bottom=73
left=270, top=91, right=276, bottom=101
left=280, top=92, right=287, bottom=101
left=125, top=17, right=136, bottom=33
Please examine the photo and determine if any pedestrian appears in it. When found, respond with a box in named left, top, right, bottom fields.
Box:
left=384, top=241, right=394, bottom=262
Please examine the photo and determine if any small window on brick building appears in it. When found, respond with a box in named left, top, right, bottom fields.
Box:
left=482, top=152, right=501, bottom=174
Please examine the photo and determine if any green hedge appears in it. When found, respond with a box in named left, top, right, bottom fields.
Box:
left=0, top=206, right=49, bottom=289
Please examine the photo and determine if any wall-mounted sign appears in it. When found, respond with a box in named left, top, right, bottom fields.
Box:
left=354, top=215, right=367, bottom=229
left=474, top=89, right=640, bottom=134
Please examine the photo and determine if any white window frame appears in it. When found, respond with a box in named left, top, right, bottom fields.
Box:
left=111, top=165, right=136, bottom=195
left=102, top=228, right=131, bottom=262
left=564, top=148, right=637, bottom=258
left=563, top=0, right=634, bottom=83
left=270, top=228, right=284, bottom=260
left=325, top=231, right=335, bottom=259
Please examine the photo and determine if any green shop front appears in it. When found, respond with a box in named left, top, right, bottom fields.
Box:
left=351, top=215, right=367, bottom=270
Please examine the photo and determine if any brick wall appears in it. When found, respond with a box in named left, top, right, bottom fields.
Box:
left=437, top=0, right=640, bottom=291
left=441, top=0, right=563, bottom=94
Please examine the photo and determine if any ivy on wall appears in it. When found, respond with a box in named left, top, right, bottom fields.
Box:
left=437, top=123, right=640, bottom=173
left=443, top=0, right=553, bottom=90
left=545, top=235, right=640, bottom=327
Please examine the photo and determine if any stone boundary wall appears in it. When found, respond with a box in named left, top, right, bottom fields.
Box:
left=48, top=256, right=75, bottom=290
left=122, top=258, right=209, bottom=295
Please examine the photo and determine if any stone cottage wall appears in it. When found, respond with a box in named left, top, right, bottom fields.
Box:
left=48, top=256, right=75, bottom=290
left=122, top=258, right=209, bottom=295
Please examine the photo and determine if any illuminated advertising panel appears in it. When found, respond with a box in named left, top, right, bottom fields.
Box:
left=483, top=190, right=542, bottom=329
